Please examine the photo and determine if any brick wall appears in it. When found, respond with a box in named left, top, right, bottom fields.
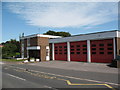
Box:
left=38, top=37, right=49, bottom=61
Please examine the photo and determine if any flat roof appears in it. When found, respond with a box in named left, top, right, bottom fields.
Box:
left=49, top=30, right=120, bottom=43
left=20, top=34, right=62, bottom=39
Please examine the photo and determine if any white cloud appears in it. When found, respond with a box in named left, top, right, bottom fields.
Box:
left=7, top=2, right=118, bottom=28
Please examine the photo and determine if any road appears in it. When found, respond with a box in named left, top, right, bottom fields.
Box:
left=2, top=64, right=119, bottom=90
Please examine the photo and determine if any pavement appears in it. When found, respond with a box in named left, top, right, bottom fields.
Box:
left=29, top=61, right=118, bottom=74
left=0, top=62, right=4, bottom=65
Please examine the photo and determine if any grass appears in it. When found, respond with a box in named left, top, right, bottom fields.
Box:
left=0, top=59, right=25, bottom=62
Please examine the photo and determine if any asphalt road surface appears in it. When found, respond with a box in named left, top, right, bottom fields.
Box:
left=2, top=64, right=119, bottom=90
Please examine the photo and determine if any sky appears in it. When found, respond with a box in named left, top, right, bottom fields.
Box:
left=1, top=0, right=118, bottom=43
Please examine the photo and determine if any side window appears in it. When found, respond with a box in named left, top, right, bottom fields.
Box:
left=108, top=48, right=113, bottom=50
left=92, top=48, right=96, bottom=50
left=76, top=45, right=80, bottom=47
left=83, top=45, right=87, bottom=47
left=71, top=52, right=74, bottom=54
left=59, top=46, right=62, bottom=48
left=77, top=52, right=80, bottom=54
left=92, top=52, right=96, bottom=54
left=99, top=48, right=104, bottom=50
left=100, top=52, right=104, bottom=54
left=99, top=44, right=104, bottom=46
left=64, top=46, right=67, bottom=48
left=108, top=44, right=113, bottom=46
left=71, top=45, right=74, bottom=48
left=92, top=44, right=96, bottom=47
left=83, top=52, right=87, bottom=54
left=71, top=49, right=74, bottom=51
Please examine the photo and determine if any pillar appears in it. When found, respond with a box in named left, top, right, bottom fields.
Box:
left=87, top=40, right=91, bottom=63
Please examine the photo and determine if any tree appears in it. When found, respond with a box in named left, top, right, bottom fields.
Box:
left=2, top=39, right=20, bottom=58
left=44, top=30, right=71, bottom=37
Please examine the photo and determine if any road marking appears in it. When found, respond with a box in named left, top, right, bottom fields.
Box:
left=7, top=66, right=116, bottom=90
left=29, top=69, right=118, bottom=86
left=56, top=78, right=116, bottom=90
left=7, top=65, right=118, bottom=86
left=7, top=73, right=26, bottom=81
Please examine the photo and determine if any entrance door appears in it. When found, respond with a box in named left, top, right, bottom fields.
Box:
left=29, top=50, right=40, bottom=59
left=91, top=39, right=114, bottom=63
left=70, top=41, right=87, bottom=62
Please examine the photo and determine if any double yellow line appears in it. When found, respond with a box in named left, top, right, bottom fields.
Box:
left=57, top=78, right=115, bottom=90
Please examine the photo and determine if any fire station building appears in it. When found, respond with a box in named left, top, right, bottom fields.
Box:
left=20, top=30, right=120, bottom=63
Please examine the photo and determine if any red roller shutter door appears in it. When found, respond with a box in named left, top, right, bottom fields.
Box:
left=54, top=43, right=67, bottom=61
left=91, top=39, right=114, bottom=63
left=70, top=41, right=87, bottom=62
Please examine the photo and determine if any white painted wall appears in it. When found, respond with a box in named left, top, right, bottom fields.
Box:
left=46, top=46, right=50, bottom=61
left=67, top=42, right=70, bottom=62
left=117, top=31, right=120, bottom=37
left=52, top=43, right=55, bottom=60
left=87, top=40, right=91, bottom=63
left=113, top=38, right=116, bottom=59
left=27, top=46, right=40, bottom=50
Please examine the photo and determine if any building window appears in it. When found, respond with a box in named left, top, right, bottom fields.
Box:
left=76, top=45, right=80, bottom=47
left=99, top=48, right=104, bottom=50
left=99, top=44, right=104, bottom=46
left=83, top=45, right=87, bottom=47
left=55, top=52, right=58, bottom=54
left=77, top=52, right=80, bottom=54
left=108, top=44, right=113, bottom=46
left=83, top=52, right=87, bottom=54
left=27, top=38, right=30, bottom=46
left=77, top=49, right=80, bottom=51
left=92, top=52, right=96, bottom=54
left=59, top=46, right=62, bottom=48
left=108, top=52, right=113, bottom=54
left=83, top=48, right=87, bottom=50
left=119, top=50, right=120, bottom=55
left=71, top=52, right=74, bottom=54
left=64, top=46, right=67, bottom=48
left=55, top=50, right=58, bottom=51
left=71, top=49, right=74, bottom=51
left=59, top=50, right=62, bottom=51
left=59, top=53, right=62, bottom=54
left=92, top=48, right=96, bottom=50
left=92, top=44, right=96, bottom=47
left=108, top=48, right=113, bottom=50
left=71, top=45, right=74, bottom=48
left=64, top=49, right=67, bottom=51
left=100, top=52, right=104, bottom=54
left=64, top=52, right=67, bottom=54
left=55, top=46, right=57, bottom=48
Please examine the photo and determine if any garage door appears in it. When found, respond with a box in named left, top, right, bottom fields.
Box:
left=91, top=39, right=114, bottom=63
left=54, top=43, right=67, bottom=61
left=70, top=41, right=87, bottom=62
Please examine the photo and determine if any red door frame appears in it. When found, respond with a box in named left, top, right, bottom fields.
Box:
left=91, top=39, right=114, bottom=63
left=54, top=43, right=67, bottom=61
left=70, top=41, right=87, bottom=62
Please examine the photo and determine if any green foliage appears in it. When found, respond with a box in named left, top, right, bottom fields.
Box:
left=44, top=30, right=71, bottom=37
left=2, top=39, right=20, bottom=58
